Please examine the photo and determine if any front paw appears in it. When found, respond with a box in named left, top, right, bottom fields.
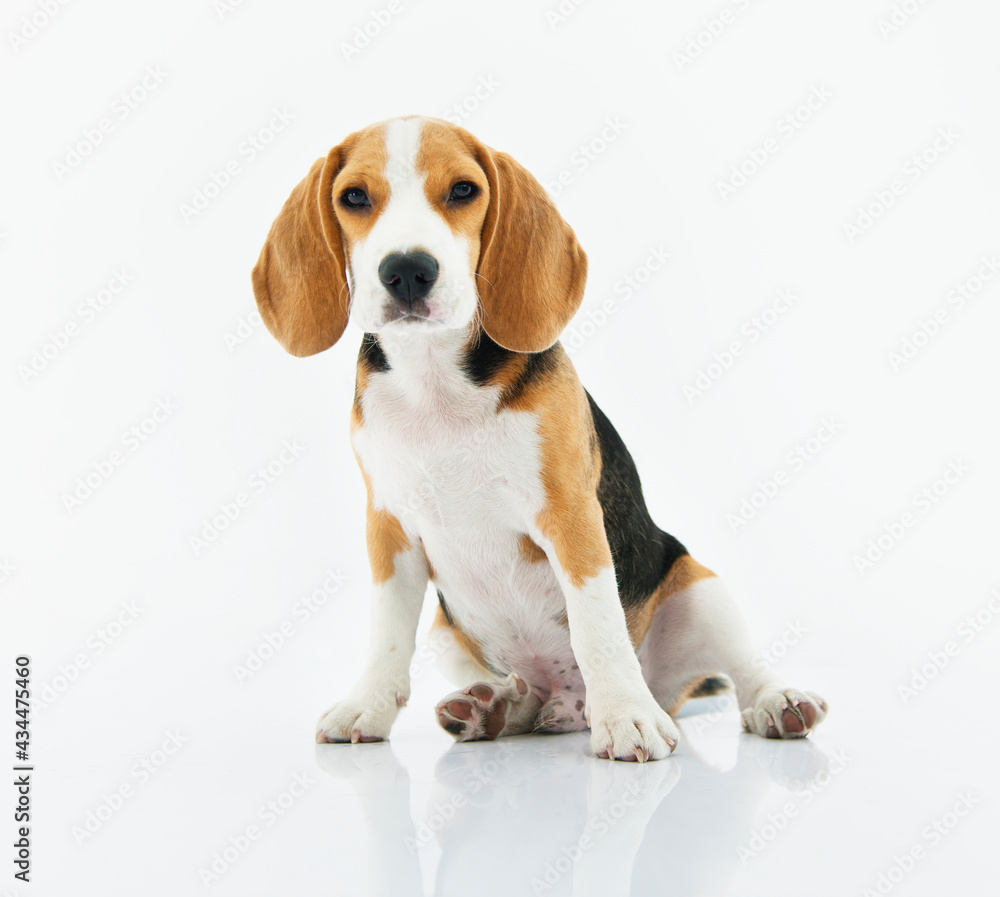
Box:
left=589, top=701, right=680, bottom=762
left=315, top=690, right=406, bottom=744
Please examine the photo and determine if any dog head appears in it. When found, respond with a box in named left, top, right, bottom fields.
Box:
left=251, top=116, right=587, bottom=356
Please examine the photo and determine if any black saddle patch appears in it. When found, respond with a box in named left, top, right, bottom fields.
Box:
left=586, top=391, right=688, bottom=610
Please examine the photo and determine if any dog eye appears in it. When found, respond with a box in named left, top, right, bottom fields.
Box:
left=342, top=188, right=370, bottom=209
left=448, top=181, right=478, bottom=202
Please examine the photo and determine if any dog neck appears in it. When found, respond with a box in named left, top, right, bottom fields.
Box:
left=360, top=322, right=504, bottom=419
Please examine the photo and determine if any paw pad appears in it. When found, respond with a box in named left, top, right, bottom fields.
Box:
left=742, top=689, right=828, bottom=739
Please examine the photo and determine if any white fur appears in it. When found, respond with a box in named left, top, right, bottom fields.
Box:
left=316, top=539, right=427, bottom=742
left=353, top=327, right=577, bottom=697
left=533, top=559, right=679, bottom=759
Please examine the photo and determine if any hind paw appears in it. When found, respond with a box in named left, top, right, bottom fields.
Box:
left=741, top=688, right=828, bottom=739
left=435, top=674, right=539, bottom=741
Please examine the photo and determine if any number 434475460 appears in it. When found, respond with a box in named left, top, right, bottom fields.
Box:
left=15, top=658, right=30, bottom=757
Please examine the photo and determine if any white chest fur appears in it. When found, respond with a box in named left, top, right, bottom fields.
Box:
left=351, top=328, right=578, bottom=694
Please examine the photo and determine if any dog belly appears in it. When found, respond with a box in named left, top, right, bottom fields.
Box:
left=425, top=529, right=583, bottom=702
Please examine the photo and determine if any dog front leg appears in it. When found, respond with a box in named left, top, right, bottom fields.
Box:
left=534, top=501, right=680, bottom=762
left=316, top=507, right=427, bottom=744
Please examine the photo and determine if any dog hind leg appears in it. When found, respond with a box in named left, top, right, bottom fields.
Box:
left=638, top=574, right=827, bottom=739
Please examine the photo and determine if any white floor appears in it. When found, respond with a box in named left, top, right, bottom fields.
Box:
left=26, top=647, right=996, bottom=897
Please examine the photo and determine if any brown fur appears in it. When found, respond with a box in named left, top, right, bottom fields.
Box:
left=356, top=463, right=410, bottom=585
left=351, top=356, right=374, bottom=429
left=330, top=125, right=391, bottom=245
left=421, top=540, right=436, bottom=581
left=474, top=147, right=589, bottom=353
left=365, top=505, right=410, bottom=586
left=431, top=605, right=492, bottom=673
left=251, top=152, right=349, bottom=357
left=626, top=555, right=717, bottom=647
left=500, top=345, right=613, bottom=588
left=416, top=117, right=589, bottom=353
left=518, top=533, right=548, bottom=564
left=665, top=674, right=731, bottom=716
left=251, top=124, right=392, bottom=357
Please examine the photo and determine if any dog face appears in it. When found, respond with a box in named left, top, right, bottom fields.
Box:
left=252, top=116, right=587, bottom=356
left=334, top=118, right=488, bottom=334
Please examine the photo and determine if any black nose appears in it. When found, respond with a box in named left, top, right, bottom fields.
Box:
left=378, top=251, right=439, bottom=305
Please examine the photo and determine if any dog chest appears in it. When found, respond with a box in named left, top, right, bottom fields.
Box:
left=354, top=393, right=545, bottom=533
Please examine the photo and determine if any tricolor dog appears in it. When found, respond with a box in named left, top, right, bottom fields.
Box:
left=252, top=116, right=827, bottom=761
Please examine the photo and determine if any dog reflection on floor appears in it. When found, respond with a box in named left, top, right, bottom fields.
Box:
left=316, top=697, right=835, bottom=896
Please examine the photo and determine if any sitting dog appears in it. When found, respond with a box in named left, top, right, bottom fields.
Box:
left=252, top=116, right=827, bottom=761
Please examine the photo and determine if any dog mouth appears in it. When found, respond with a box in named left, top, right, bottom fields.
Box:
left=382, top=298, right=435, bottom=325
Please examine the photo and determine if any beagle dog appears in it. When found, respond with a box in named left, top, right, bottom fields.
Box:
left=252, top=116, right=827, bottom=761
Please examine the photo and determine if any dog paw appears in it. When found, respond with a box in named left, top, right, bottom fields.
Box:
left=741, top=688, right=828, bottom=739
left=315, top=692, right=404, bottom=744
left=435, top=674, right=540, bottom=741
left=589, top=702, right=679, bottom=762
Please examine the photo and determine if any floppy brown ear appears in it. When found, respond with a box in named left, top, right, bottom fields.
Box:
left=475, top=148, right=588, bottom=353
left=251, top=147, right=349, bottom=357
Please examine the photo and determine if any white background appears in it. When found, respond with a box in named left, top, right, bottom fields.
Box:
left=2, top=0, right=999, bottom=894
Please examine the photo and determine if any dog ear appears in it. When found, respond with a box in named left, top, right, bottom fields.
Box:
left=251, top=147, right=350, bottom=357
left=474, top=148, right=588, bottom=353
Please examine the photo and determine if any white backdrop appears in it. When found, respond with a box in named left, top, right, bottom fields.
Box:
left=3, top=1, right=999, bottom=895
